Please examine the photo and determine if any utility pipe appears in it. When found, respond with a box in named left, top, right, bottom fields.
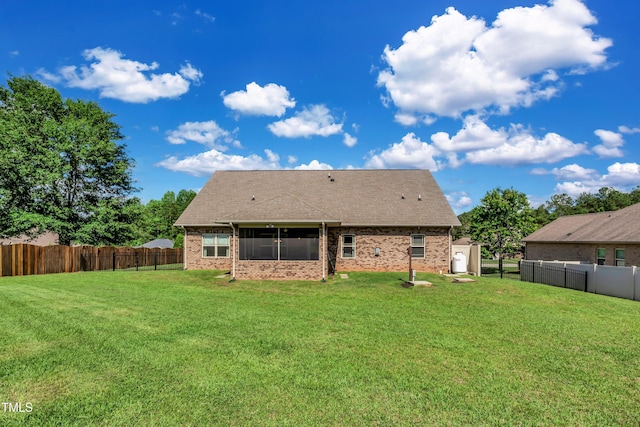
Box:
left=229, top=223, right=236, bottom=280
left=322, top=222, right=326, bottom=281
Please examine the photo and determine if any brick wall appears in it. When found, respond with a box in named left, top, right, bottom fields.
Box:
left=186, top=225, right=453, bottom=279
left=236, top=260, right=324, bottom=280
left=184, top=227, right=233, bottom=271
left=329, top=226, right=452, bottom=273
left=525, top=243, right=640, bottom=266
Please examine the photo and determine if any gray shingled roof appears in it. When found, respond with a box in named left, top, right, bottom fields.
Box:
left=175, top=170, right=461, bottom=227
left=523, top=202, right=640, bottom=243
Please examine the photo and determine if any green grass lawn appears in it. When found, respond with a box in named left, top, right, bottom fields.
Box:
left=1, top=271, right=639, bottom=426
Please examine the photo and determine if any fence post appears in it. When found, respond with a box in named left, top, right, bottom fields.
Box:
left=112, top=252, right=116, bottom=271
left=499, top=256, right=503, bottom=279
left=154, top=253, right=157, bottom=271
left=135, top=252, right=139, bottom=271
left=584, top=271, right=588, bottom=292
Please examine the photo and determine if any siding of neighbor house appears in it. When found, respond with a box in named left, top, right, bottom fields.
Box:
left=523, top=202, right=640, bottom=267
left=177, top=170, right=460, bottom=280
left=525, top=243, right=640, bottom=267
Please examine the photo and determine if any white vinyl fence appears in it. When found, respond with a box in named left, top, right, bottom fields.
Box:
left=523, top=260, right=640, bottom=302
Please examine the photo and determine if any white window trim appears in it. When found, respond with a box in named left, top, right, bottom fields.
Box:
left=342, top=234, right=356, bottom=258
left=203, top=233, right=230, bottom=258
left=615, top=248, right=625, bottom=267
left=411, top=234, right=425, bottom=258
left=596, top=247, right=606, bottom=265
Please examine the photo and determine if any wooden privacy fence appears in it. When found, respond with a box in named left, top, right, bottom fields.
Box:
left=0, top=244, right=183, bottom=277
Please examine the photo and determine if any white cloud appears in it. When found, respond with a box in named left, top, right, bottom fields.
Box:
left=156, top=149, right=280, bottom=177
left=446, top=192, right=473, bottom=211
left=593, top=129, right=624, bottom=158
left=35, top=68, right=62, bottom=83
left=268, top=104, right=343, bottom=138
left=378, top=0, right=612, bottom=118
left=166, top=121, right=240, bottom=150
left=465, top=125, right=589, bottom=165
left=619, top=125, right=640, bottom=134
left=431, top=115, right=507, bottom=152
left=195, top=9, right=215, bottom=23
left=394, top=112, right=437, bottom=126
left=179, top=62, right=203, bottom=83
left=552, top=162, right=640, bottom=197
left=531, top=163, right=600, bottom=180
left=264, top=149, right=280, bottom=163
left=603, top=162, right=640, bottom=186
left=287, top=155, right=298, bottom=164
left=343, top=133, right=357, bottom=147
left=365, top=132, right=441, bottom=170
left=294, top=160, right=334, bottom=170
left=9, top=50, right=19, bottom=56
left=394, top=112, right=419, bottom=126
left=222, top=82, right=295, bottom=117
left=54, top=47, right=202, bottom=103
left=429, top=116, right=588, bottom=166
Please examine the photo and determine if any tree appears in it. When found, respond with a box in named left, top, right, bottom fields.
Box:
left=631, top=186, right=640, bottom=204
left=127, top=189, right=197, bottom=247
left=0, top=75, right=138, bottom=245
left=545, top=193, right=575, bottom=218
left=452, top=210, right=473, bottom=241
left=469, top=187, right=536, bottom=259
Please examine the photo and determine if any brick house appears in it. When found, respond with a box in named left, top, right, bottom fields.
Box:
left=522, top=202, right=640, bottom=267
left=175, top=170, right=461, bottom=280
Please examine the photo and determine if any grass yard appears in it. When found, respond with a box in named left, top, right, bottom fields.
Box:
left=1, top=270, right=639, bottom=426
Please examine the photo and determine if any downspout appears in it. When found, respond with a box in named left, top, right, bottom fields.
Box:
left=229, top=223, right=236, bottom=281
left=448, top=227, right=452, bottom=274
left=322, top=222, right=326, bottom=282
left=181, top=226, right=187, bottom=270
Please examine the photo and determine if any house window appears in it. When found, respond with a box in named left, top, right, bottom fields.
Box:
left=342, top=234, right=355, bottom=258
left=411, top=234, right=425, bottom=258
left=596, top=248, right=606, bottom=265
left=615, top=249, right=625, bottom=267
left=202, top=233, right=230, bottom=258
left=239, top=227, right=319, bottom=261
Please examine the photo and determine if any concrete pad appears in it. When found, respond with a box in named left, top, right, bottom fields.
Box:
left=340, top=274, right=349, bottom=279
left=410, top=281, right=432, bottom=287
left=452, top=278, right=476, bottom=283
left=215, top=274, right=228, bottom=278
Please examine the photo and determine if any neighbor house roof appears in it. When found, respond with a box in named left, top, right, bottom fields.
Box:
left=138, top=238, right=174, bottom=249
left=175, top=170, right=461, bottom=227
left=522, top=202, right=640, bottom=244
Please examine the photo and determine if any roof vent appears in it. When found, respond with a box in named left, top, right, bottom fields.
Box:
left=401, top=193, right=405, bottom=199
left=251, top=195, right=255, bottom=201
left=418, top=194, right=422, bottom=201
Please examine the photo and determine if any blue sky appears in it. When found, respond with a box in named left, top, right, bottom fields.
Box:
left=2, top=0, right=638, bottom=212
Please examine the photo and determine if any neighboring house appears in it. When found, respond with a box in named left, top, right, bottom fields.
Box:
left=0, top=231, right=59, bottom=246
left=175, top=170, right=461, bottom=280
left=139, top=238, right=174, bottom=249
left=522, top=202, right=640, bottom=267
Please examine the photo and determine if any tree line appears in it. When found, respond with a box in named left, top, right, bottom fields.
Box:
left=455, top=186, right=640, bottom=259
left=0, top=75, right=194, bottom=248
